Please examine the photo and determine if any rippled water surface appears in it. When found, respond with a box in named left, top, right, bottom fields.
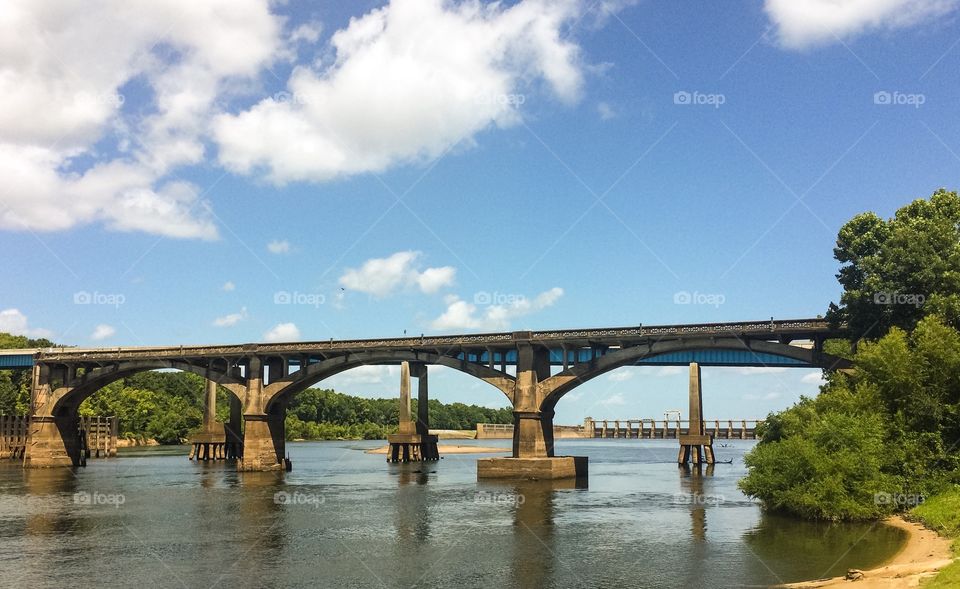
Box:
left=0, top=439, right=905, bottom=588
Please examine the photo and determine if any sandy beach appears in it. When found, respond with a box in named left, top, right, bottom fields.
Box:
left=365, top=444, right=509, bottom=455
left=781, top=516, right=954, bottom=588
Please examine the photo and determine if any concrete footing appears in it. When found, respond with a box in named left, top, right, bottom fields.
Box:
left=477, top=456, right=588, bottom=480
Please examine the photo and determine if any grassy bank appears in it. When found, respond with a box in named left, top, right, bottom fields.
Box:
left=910, top=487, right=960, bottom=587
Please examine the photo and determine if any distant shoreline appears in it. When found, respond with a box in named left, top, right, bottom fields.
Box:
left=365, top=444, right=509, bottom=455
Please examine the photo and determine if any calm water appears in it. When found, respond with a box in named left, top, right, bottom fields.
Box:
left=0, top=439, right=904, bottom=588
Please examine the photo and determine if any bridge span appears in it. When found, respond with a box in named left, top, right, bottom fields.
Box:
left=1, top=317, right=847, bottom=477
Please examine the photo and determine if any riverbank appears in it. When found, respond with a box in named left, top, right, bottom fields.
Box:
left=365, top=444, right=508, bottom=455
left=781, top=516, right=954, bottom=588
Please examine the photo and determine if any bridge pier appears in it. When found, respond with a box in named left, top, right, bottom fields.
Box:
left=387, top=362, right=438, bottom=462
left=238, top=413, right=287, bottom=471
left=678, top=363, right=715, bottom=465
left=478, top=343, right=587, bottom=480
left=25, top=414, right=84, bottom=467
left=189, top=379, right=236, bottom=461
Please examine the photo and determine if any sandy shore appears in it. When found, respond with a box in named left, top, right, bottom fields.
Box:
left=781, top=516, right=954, bottom=588
left=365, top=444, right=509, bottom=455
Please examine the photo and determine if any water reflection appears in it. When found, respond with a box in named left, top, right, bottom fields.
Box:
left=678, top=463, right=714, bottom=542
left=232, top=470, right=286, bottom=588
left=743, top=512, right=908, bottom=583
left=394, top=463, right=432, bottom=544
left=23, top=467, right=79, bottom=537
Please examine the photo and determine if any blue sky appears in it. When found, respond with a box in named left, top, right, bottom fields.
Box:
left=1, top=0, right=958, bottom=422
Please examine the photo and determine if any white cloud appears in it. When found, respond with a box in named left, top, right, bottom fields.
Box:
left=0, top=309, right=53, bottom=339
left=742, top=391, right=783, bottom=401
left=222, top=281, right=236, bottom=292
left=764, top=0, right=958, bottom=49
left=656, top=365, right=684, bottom=377
left=267, top=239, right=291, bottom=254
left=597, top=101, right=616, bottom=120
left=607, top=370, right=634, bottom=382
left=801, top=371, right=826, bottom=384
left=213, top=307, right=247, bottom=327
left=0, top=0, right=283, bottom=239
left=339, top=251, right=455, bottom=297
left=735, top=367, right=789, bottom=376
left=90, top=324, right=116, bottom=341
left=214, top=0, right=585, bottom=183
left=329, top=365, right=395, bottom=386
left=599, top=392, right=627, bottom=406
left=263, top=322, right=300, bottom=342
left=431, top=287, right=563, bottom=331
left=290, top=21, right=323, bottom=44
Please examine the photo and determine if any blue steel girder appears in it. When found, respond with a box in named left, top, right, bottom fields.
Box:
left=455, top=345, right=814, bottom=368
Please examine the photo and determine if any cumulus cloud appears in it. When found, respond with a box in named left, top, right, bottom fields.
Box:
left=214, top=0, right=585, bottom=183
left=267, top=239, right=292, bottom=254
left=0, top=309, right=53, bottom=339
left=597, top=101, right=616, bottom=120
left=90, top=324, right=116, bottom=341
left=801, top=371, right=826, bottom=384
left=735, top=367, right=789, bottom=375
left=222, top=281, right=236, bottom=291
left=764, top=0, right=959, bottom=49
left=607, top=370, right=634, bottom=382
left=328, top=365, right=395, bottom=386
left=213, top=307, right=247, bottom=327
left=431, top=287, right=563, bottom=331
left=599, top=392, right=627, bottom=406
left=742, top=391, right=783, bottom=401
left=264, top=322, right=300, bottom=342
left=339, top=251, right=456, bottom=297
left=0, top=0, right=283, bottom=239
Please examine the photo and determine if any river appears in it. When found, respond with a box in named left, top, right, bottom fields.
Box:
left=0, top=439, right=905, bottom=588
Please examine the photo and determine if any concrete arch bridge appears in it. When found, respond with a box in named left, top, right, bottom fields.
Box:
left=0, top=318, right=847, bottom=476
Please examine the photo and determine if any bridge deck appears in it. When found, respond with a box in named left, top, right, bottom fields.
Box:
left=3, top=318, right=837, bottom=368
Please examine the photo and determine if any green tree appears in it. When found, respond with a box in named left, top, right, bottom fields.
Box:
left=740, top=316, right=960, bottom=520
left=828, top=188, right=960, bottom=338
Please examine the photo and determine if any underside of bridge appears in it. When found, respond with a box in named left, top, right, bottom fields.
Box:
left=16, top=319, right=849, bottom=474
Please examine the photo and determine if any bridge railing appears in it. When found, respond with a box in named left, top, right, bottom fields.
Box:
left=27, top=318, right=838, bottom=361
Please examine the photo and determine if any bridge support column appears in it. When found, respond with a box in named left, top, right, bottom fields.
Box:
left=678, top=363, right=715, bottom=465
left=226, top=393, right=243, bottom=459
left=478, top=343, right=586, bottom=480
left=387, top=362, right=438, bottom=462
left=25, top=414, right=84, bottom=467
left=238, top=414, right=287, bottom=471
left=189, top=379, right=229, bottom=461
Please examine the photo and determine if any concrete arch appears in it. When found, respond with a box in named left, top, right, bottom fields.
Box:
left=539, top=337, right=839, bottom=412
left=263, top=350, right=514, bottom=413
left=49, top=360, right=244, bottom=416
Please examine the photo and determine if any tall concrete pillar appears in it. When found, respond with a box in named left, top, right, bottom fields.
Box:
left=203, top=379, right=217, bottom=429
left=238, top=357, right=286, bottom=471
left=413, top=363, right=429, bottom=435
left=398, top=362, right=415, bottom=435
left=678, top=363, right=715, bottom=465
